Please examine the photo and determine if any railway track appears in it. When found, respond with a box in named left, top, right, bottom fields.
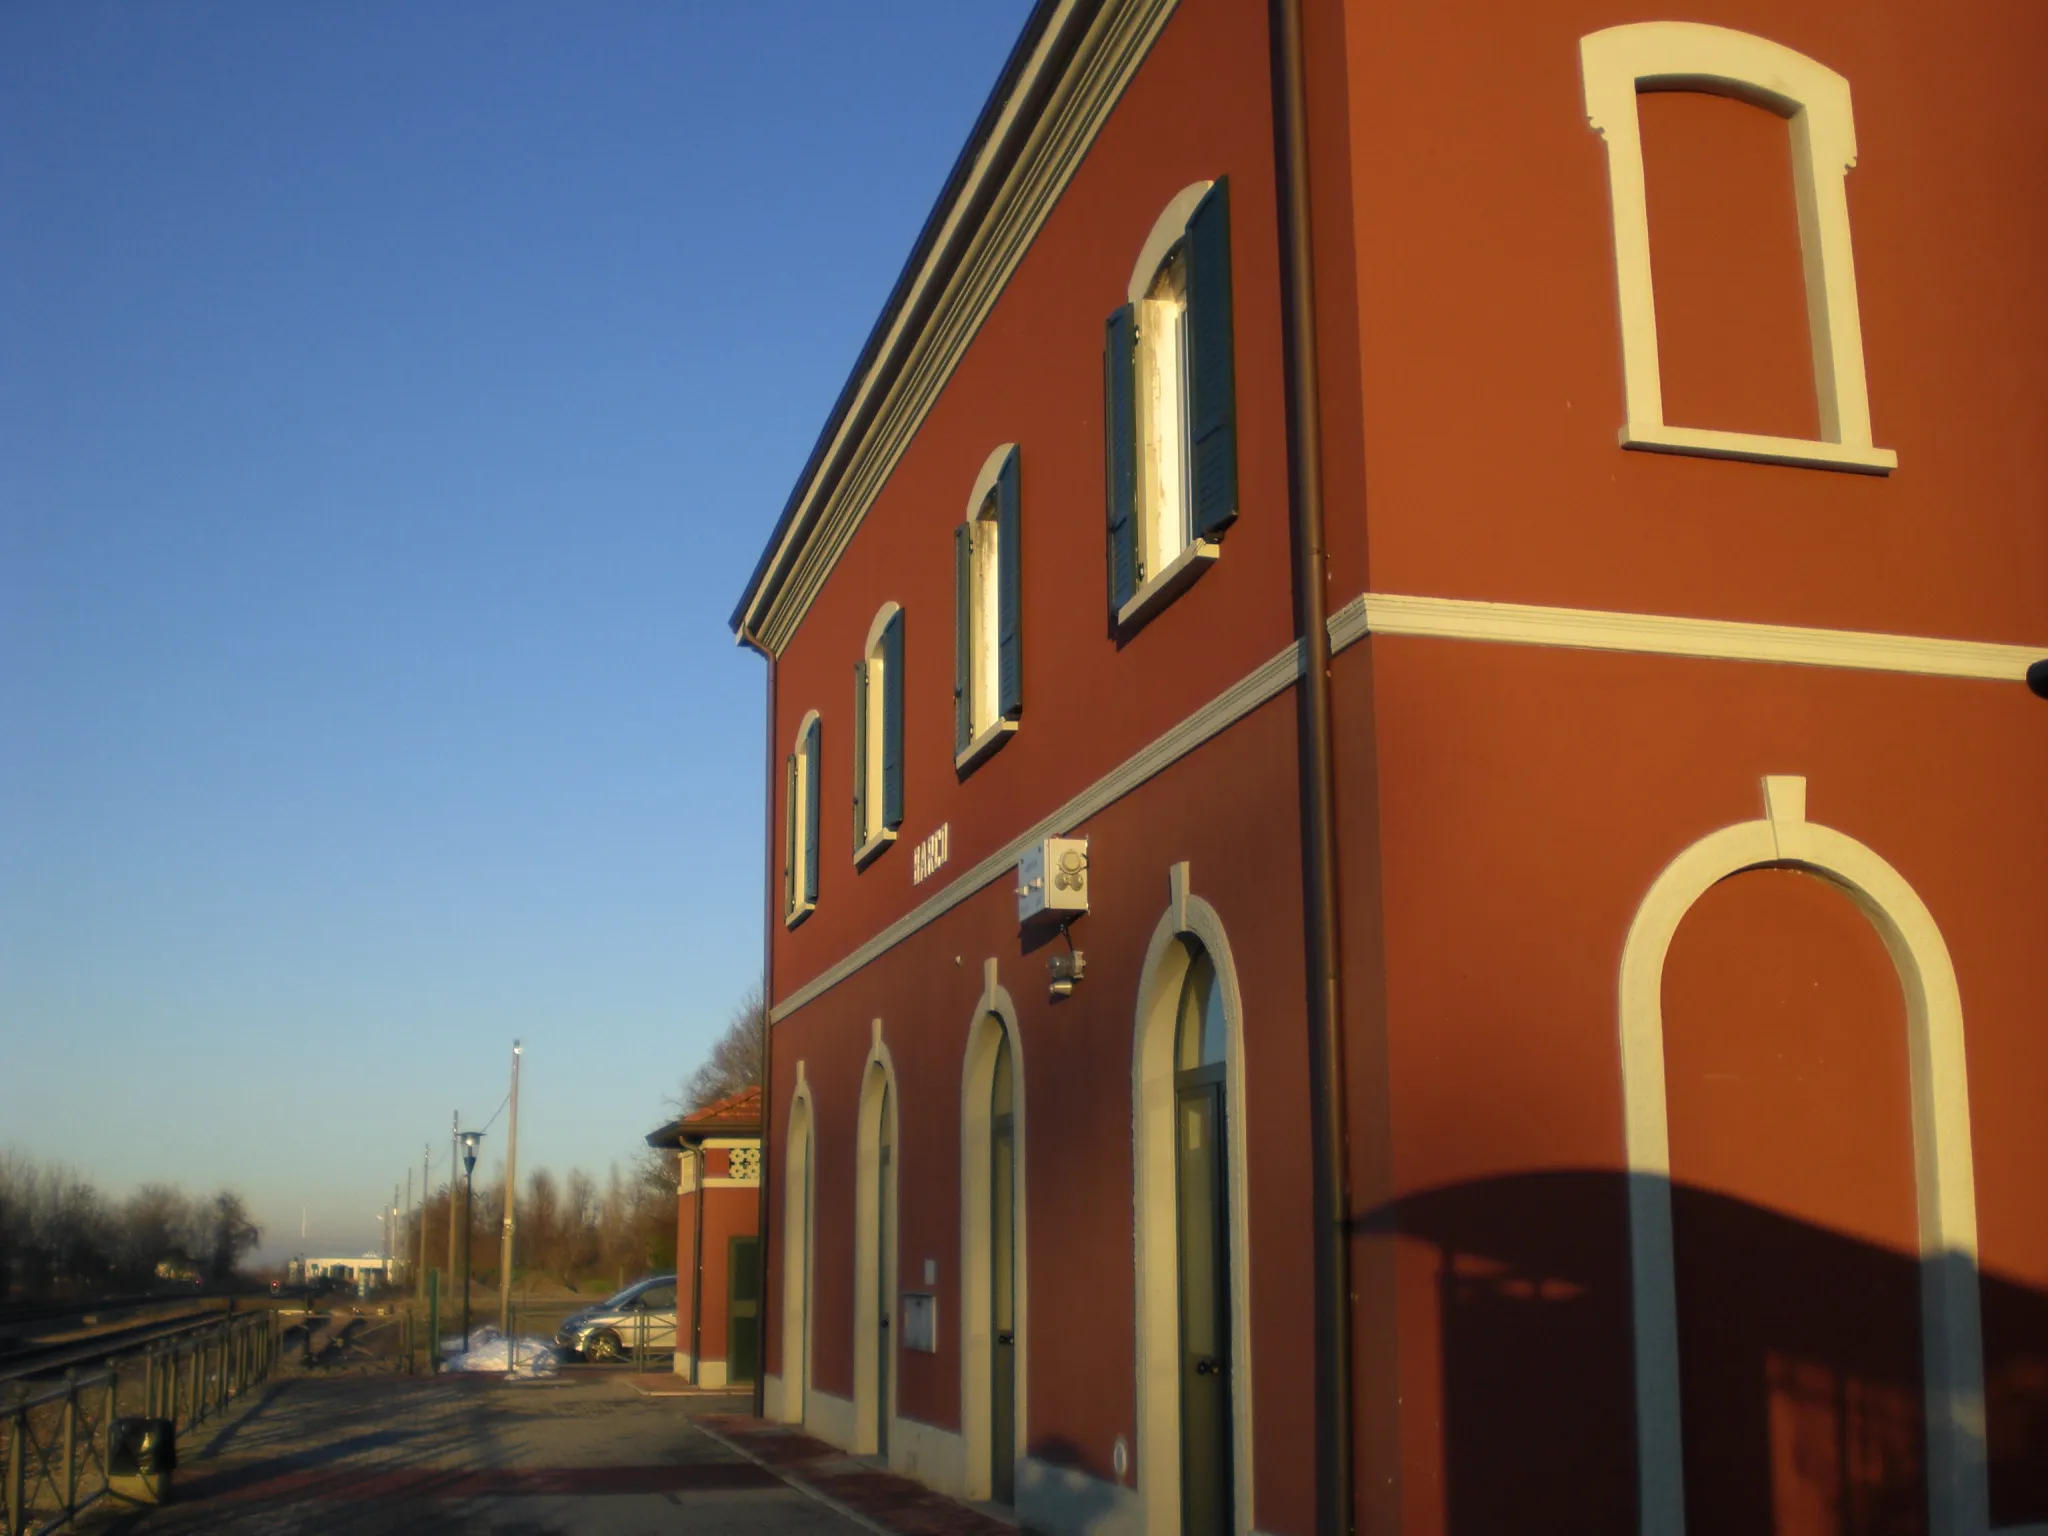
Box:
left=0, top=1305, right=233, bottom=1386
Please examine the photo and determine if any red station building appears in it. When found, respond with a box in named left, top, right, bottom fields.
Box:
left=728, top=2, right=2048, bottom=1533
left=646, top=1087, right=763, bottom=1389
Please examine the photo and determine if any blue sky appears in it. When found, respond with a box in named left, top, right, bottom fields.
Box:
left=0, top=1, right=1033, bottom=1259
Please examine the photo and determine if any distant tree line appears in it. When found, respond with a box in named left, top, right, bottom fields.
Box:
left=406, top=989, right=767, bottom=1296
left=0, top=1151, right=261, bottom=1303
left=406, top=1154, right=678, bottom=1295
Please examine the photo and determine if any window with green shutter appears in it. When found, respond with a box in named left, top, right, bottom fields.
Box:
left=955, top=444, right=1022, bottom=773
left=1104, top=177, right=1235, bottom=631
left=784, top=710, right=820, bottom=926
left=853, top=604, right=903, bottom=867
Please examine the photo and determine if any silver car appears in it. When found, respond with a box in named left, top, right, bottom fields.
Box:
left=554, top=1275, right=678, bottom=1362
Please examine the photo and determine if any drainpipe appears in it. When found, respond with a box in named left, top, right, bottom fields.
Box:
left=1271, top=0, right=1355, bottom=1530
left=741, top=632, right=777, bottom=1420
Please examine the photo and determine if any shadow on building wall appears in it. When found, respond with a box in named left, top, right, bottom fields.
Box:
left=1359, top=1171, right=2046, bottom=1536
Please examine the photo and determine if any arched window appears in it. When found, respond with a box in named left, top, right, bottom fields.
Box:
left=1105, top=179, right=1238, bottom=632
left=1580, top=23, right=1896, bottom=474
left=782, top=710, right=820, bottom=926
left=853, top=604, right=904, bottom=865
left=954, top=445, right=1021, bottom=771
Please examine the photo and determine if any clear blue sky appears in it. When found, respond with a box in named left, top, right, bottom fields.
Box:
left=0, top=0, right=1032, bottom=1260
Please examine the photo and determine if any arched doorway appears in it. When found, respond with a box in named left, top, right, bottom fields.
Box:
left=1133, top=871, right=1254, bottom=1536
left=1174, top=945, right=1233, bottom=1535
left=778, top=1084, right=814, bottom=1425
left=1619, top=777, right=1984, bottom=1536
left=855, top=1055, right=898, bottom=1457
left=961, top=973, right=1028, bottom=1506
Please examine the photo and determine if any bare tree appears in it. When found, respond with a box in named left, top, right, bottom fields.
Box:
left=677, top=985, right=766, bottom=1113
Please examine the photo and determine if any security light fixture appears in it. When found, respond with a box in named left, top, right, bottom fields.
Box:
left=459, top=1131, right=483, bottom=1177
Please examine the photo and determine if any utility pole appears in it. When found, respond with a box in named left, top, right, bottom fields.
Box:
left=498, top=1039, right=523, bottom=1337
left=403, top=1169, right=412, bottom=1287
left=390, top=1183, right=399, bottom=1280
left=417, top=1143, right=430, bottom=1301
left=445, top=1112, right=461, bottom=1308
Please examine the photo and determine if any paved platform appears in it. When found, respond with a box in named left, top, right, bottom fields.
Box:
left=699, top=1415, right=1017, bottom=1536
left=82, top=1374, right=875, bottom=1535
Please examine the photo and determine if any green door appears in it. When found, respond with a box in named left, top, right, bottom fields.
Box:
left=991, top=1032, right=1017, bottom=1504
left=727, top=1235, right=760, bottom=1386
left=1175, top=946, right=1233, bottom=1536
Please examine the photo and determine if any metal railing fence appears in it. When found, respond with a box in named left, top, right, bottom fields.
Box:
left=2, top=1308, right=277, bottom=1535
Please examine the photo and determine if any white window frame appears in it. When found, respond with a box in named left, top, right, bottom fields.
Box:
left=1580, top=22, right=1897, bottom=475
left=1119, top=182, right=1221, bottom=631
left=957, top=444, right=1018, bottom=772
left=784, top=709, right=819, bottom=928
left=855, top=603, right=898, bottom=866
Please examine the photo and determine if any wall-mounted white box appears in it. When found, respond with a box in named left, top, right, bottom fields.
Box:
left=1017, top=836, right=1088, bottom=927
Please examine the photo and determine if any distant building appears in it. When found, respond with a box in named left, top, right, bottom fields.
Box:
left=730, top=1, right=2047, bottom=1533
left=297, top=1255, right=391, bottom=1289
left=646, top=1087, right=763, bottom=1387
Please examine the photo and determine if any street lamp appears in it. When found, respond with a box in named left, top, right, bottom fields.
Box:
left=459, top=1130, right=484, bottom=1351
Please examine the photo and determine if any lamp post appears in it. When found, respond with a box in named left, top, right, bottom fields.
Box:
left=459, top=1130, right=484, bottom=1352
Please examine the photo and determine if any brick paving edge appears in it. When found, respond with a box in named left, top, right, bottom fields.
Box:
left=690, top=1417, right=906, bottom=1536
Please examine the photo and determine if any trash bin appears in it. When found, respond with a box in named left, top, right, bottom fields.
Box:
left=109, top=1417, right=177, bottom=1504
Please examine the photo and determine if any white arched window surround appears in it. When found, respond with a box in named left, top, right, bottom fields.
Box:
left=958, top=962, right=1028, bottom=1502
left=771, top=1066, right=818, bottom=1426
left=855, top=603, right=903, bottom=866
left=1131, top=863, right=1256, bottom=1536
left=1118, top=181, right=1222, bottom=629
left=1618, top=776, right=1985, bottom=1536
left=956, top=446, right=1019, bottom=771
left=853, top=1024, right=900, bottom=1457
left=784, top=709, right=821, bottom=928
left=1580, top=22, right=1897, bottom=475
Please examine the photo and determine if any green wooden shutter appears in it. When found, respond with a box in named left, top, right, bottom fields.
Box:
left=1103, top=305, right=1139, bottom=614
left=852, top=660, right=868, bottom=855
left=801, top=717, right=821, bottom=904
left=996, top=447, right=1022, bottom=719
left=783, top=751, right=797, bottom=917
left=881, top=609, right=905, bottom=830
left=954, top=523, right=973, bottom=755
left=1185, top=177, right=1238, bottom=540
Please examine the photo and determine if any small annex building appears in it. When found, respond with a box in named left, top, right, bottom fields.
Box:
left=646, top=1086, right=763, bottom=1387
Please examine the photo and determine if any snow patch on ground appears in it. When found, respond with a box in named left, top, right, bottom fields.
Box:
left=440, top=1327, right=561, bottom=1378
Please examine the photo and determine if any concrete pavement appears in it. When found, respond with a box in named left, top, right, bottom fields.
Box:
left=81, top=1372, right=876, bottom=1535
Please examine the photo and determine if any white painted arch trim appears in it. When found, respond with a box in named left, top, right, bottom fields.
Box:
left=1580, top=22, right=1896, bottom=474
left=786, top=708, right=821, bottom=928
left=853, top=1024, right=902, bottom=1458
left=778, top=1066, right=817, bottom=1425
left=1132, top=864, right=1257, bottom=1536
left=864, top=600, right=903, bottom=661
left=1619, top=775, right=1985, bottom=1536
left=1126, top=180, right=1214, bottom=304
left=964, top=442, right=1017, bottom=522
left=958, top=961, right=1030, bottom=1503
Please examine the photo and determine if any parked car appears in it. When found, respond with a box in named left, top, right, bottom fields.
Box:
left=554, top=1276, right=678, bottom=1362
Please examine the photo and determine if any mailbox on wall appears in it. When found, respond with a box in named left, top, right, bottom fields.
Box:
left=901, top=1292, right=938, bottom=1353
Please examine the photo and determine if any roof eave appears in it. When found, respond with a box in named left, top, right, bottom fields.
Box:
left=728, top=0, right=1088, bottom=647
